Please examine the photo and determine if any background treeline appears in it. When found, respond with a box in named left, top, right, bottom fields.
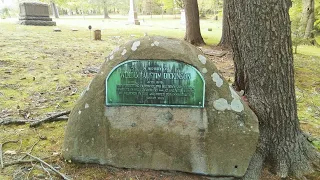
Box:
left=1, top=0, right=319, bottom=45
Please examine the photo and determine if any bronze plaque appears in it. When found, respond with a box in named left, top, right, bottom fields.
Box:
left=106, top=60, right=205, bottom=108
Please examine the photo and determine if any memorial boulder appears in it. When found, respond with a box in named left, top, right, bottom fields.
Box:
left=19, top=2, right=56, bottom=26
left=63, top=36, right=259, bottom=177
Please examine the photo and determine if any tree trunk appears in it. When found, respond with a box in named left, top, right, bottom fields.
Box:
left=51, top=2, right=59, bottom=18
left=218, top=0, right=231, bottom=48
left=228, top=0, right=320, bottom=179
left=104, top=7, right=110, bottom=19
left=184, top=0, right=205, bottom=46
left=103, top=1, right=110, bottom=19
left=300, top=0, right=315, bottom=39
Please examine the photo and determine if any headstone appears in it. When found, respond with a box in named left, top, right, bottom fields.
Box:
left=94, top=30, right=101, bottom=40
left=53, top=28, right=61, bottom=32
left=18, top=2, right=56, bottom=26
left=63, top=36, right=259, bottom=178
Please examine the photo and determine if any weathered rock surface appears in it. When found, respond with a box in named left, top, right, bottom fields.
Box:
left=63, top=36, right=259, bottom=177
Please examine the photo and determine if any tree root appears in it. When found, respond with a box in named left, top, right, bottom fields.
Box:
left=243, top=134, right=320, bottom=180
left=243, top=152, right=265, bottom=179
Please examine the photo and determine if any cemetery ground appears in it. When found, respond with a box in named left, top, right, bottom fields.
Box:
left=0, top=16, right=320, bottom=179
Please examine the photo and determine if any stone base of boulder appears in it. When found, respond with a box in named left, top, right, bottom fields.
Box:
left=18, top=19, right=56, bottom=26
left=63, top=36, right=260, bottom=178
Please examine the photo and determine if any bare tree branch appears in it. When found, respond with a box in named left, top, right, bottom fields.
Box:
left=3, top=155, right=58, bottom=167
left=23, top=153, right=70, bottom=180
left=30, top=111, right=71, bottom=128
left=0, top=119, right=36, bottom=125
left=19, top=139, right=40, bottom=161
left=0, top=140, right=19, bottom=169
left=40, top=162, right=53, bottom=179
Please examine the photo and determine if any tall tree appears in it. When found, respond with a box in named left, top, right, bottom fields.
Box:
left=300, top=0, right=316, bottom=44
left=40, top=0, right=65, bottom=18
left=51, top=1, right=59, bottom=18
left=89, top=0, right=117, bottom=18
left=103, top=0, right=110, bottom=18
left=228, top=0, right=320, bottom=179
left=184, top=0, right=205, bottom=45
left=174, top=0, right=184, bottom=9
left=218, top=0, right=231, bottom=48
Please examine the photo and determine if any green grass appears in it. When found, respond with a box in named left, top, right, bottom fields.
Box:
left=294, top=54, right=320, bottom=125
left=0, top=17, right=320, bottom=179
left=316, top=36, right=320, bottom=44
left=297, top=45, right=320, bottom=57
left=294, top=41, right=320, bottom=134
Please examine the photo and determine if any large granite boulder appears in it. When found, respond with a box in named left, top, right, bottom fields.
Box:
left=63, top=36, right=259, bottom=178
left=19, top=2, right=56, bottom=26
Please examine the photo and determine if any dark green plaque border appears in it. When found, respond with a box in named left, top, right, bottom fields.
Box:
left=105, top=60, right=205, bottom=108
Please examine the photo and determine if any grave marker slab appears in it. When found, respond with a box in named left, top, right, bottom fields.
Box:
left=19, top=2, right=56, bottom=26
left=63, top=36, right=259, bottom=178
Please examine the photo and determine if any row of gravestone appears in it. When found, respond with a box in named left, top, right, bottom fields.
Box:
left=62, top=36, right=259, bottom=178
left=18, top=2, right=186, bottom=26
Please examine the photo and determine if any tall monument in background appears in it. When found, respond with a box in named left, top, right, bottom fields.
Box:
left=128, top=0, right=140, bottom=25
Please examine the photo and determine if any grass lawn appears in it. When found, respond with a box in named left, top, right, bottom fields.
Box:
left=0, top=16, right=319, bottom=179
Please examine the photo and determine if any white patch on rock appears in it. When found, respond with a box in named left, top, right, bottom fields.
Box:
left=198, top=54, right=206, bottom=64
left=78, top=110, right=81, bottom=114
left=86, top=80, right=92, bottom=92
left=228, top=86, right=244, bottom=112
left=110, top=54, right=114, bottom=60
left=213, top=98, right=229, bottom=111
left=80, top=90, right=86, bottom=97
left=231, top=99, right=244, bottom=112
left=151, top=43, right=154, bottom=46
left=121, top=49, right=127, bottom=56
left=131, top=41, right=141, bottom=51
left=229, top=86, right=240, bottom=99
left=202, top=68, right=208, bottom=74
left=154, top=41, right=159, bottom=46
left=85, top=103, right=89, bottom=109
left=211, top=73, right=223, bottom=87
